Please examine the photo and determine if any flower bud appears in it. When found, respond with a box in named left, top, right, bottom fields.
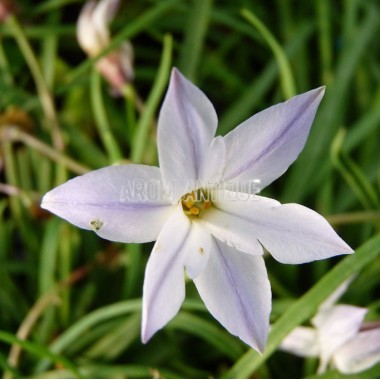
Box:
left=77, top=0, right=134, bottom=94
left=0, top=0, right=15, bottom=22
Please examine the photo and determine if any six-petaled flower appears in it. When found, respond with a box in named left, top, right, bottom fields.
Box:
left=41, top=68, right=353, bottom=352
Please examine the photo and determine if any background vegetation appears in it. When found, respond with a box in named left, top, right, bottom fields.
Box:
left=1, top=0, right=380, bottom=378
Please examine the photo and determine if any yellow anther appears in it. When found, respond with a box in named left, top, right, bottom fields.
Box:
left=183, top=199, right=194, bottom=209
left=204, top=200, right=211, bottom=209
left=189, top=207, right=200, bottom=215
left=181, top=189, right=212, bottom=219
left=182, top=192, right=195, bottom=209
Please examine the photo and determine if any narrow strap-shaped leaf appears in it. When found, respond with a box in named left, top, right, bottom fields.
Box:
left=331, top=128, right=380, bottom=210
left=131, top=34, right=173, bottom=164
left=241, top=8, right=296, bottom=100
left=168, top=311, right=244, bottom=361
left=0, top=331, right=81, bottom=378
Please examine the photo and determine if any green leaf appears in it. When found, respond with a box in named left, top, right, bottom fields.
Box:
left=169, top=311, right=244, bottom=360
left=0, top=331, right=81, bottom=378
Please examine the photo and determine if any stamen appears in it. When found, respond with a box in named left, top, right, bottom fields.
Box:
left=183, top=192, right=195, bottom=208
left=204, top=200, right=211, bottom=209
left=181, top=189, right=212, bottom=219
left=190, top=207, right=200, bottom=215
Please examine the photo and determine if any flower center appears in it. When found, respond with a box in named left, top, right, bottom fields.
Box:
left=181, top=189, right=212, bottom=219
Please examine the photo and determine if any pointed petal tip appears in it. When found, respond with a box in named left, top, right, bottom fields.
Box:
left=40, top=195, right=46, bottom=208
left=141, top=330, right=150, bottom=345
left=172, top=66, right=180, bottom=75
left=40, top=201, right=47, bottom=211
left=316, top=85, right=326, bottom=98
left=170, top=67, right=187, bottom=88
left=311, top=239, right=354, bottom=262
left=292, top=86, right=325, bottom=108
left=141, top=313, right=164, bottom=345
left=141, top=317, right=153, bottom=344
left=40, top=191, right=52, bottom=211
left=238, top=330, right=266, bottom=353
left=40, top=187, right=65, bottom=212
left=235, top=329, right=267, bottom=354
left=306, top=85, right=325, bottom=103
left=247, top=322, right=268, bottom=354
left=170, top=68, right=190, bottom=88
left=317, top=85, right=326, bottom=92
left=242, top=332, right=267, bottom=354
left=170, top=67, right=181, bottom=81
left=255, top=341, right=266, bottom=355
left=340, top=241, right=355, bottom=255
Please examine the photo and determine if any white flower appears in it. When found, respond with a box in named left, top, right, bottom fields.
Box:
left=41, top=68, right=353, bottom=352
left=280, top=279, right=380, bottom=374
left=77, top=0, right=134, bottom=92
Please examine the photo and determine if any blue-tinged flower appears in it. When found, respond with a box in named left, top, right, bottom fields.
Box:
left=41, top=68, right=353, bottom=352
left=280, top=279, right=380, bottom=374
left=77, top=0, right=134, bottom=93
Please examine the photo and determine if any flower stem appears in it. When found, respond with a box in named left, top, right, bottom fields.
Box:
left=179, top=0, right=213, bottom=81
left=131, top=34, right=173, bottom=164
left=327, top=210, right=380, bottom=225
left=0, top=331, right=81, bottom=378
left=1, top=125, right=89, bottom=175
left=1, top=140, right=39, bottom=263
left=90, top=69, right=123, bottom=163
left=0, top=36, right=14, bottom=86
left=315, top=0, right=333, bottom=85
left=3, top=294, right=60, bottom=379
left=123, top=84, right=137, bottom=143
left=6, top=15, right=64, bottom=152
left=2, top=141, right=23, bottom=224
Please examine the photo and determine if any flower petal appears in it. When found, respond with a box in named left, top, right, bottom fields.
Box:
left=157, top=68, right=218, bottom=201
left=93, top=0, right=119, bottom=25
left=199, top=136, right=226, bottom=189
left=194, top=239, right=271, bottom=352
left=312, top=305, right=367, bottom=373
left=77, top=0, right=98, bottom=54
left=77, top=0, right=119, bottom=55
left=92, top=0, right=119, bottom=45
left=203, top=190, right=353, bottom=263
left=41, top=165, right=174, bottom=243
left=183, top=221, right=212, bottom=279
left=279, top=326, right=320, bottom=357
left=202, top=191, right=272, bottom=255
left=333, top=328, right=380, bottom=374
left=141, top=207, right=190, bottom=343
left=222, top=87, right=325, bottom=192
left=319, top=276, right=356, bottom=311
